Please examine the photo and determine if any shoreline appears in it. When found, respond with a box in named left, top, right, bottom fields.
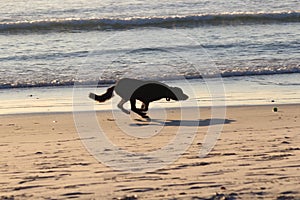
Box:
left=1, top=104, right=299, bottom=199
left=0, top=102, right=299, bottom=117
left=1, top=73, right=300, bottom=115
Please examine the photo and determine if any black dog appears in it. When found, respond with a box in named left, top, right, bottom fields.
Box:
left=89, top=78, right=188, bottom=118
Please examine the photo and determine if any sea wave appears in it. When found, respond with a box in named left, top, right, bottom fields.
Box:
left=1, top=11, right=299, bottom=33
left=1, top=64, right=299, bottom=89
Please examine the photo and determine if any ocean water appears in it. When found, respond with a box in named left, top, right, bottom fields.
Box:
left=0, top=0, right=299, bottom=114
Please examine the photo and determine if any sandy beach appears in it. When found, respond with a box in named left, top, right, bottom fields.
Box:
left=0, top=104, right=299, bottom=199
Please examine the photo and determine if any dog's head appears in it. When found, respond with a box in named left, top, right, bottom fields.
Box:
left=166, top=87, right=188, bottom=101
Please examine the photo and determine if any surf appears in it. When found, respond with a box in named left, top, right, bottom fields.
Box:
left=1, top=11, right=299, bottom=33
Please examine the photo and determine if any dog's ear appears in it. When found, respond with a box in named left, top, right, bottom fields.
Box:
left=166, top=98, right=170, bottom=101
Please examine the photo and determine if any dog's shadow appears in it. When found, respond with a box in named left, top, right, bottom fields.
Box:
left=131, top=118, right=235, bottom=127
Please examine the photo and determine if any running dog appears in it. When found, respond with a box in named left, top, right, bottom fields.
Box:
left=89, top=78, right=188, bottom=118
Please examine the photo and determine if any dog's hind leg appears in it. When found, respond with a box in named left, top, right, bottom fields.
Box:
left=117, top=99, right=130, bottom=114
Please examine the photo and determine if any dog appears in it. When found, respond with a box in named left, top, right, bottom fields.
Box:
left=89, top=78, right=188, bottom=118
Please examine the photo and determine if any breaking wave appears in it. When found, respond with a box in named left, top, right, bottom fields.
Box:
left=1, top=11, right=299, bottom=33
left=1, top=64, right=299, bottom=89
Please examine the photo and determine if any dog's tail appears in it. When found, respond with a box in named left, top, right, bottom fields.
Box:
left=89, top=86, right=115, bottom=102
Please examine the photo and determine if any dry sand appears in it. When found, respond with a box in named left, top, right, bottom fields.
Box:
left=0, top=104, right=299, bottom=199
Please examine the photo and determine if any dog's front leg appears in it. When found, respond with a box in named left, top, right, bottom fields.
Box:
left=130, top=99, right=149, bottom=118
